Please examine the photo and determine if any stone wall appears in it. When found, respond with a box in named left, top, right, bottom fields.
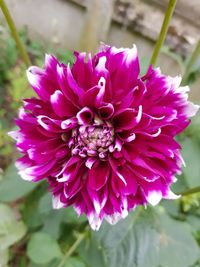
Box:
left=0, top=0, right=200, bottom=101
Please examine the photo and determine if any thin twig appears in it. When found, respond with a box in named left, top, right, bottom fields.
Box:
left=149, top=0, right=177, bottom=67
left=57, top=232, right=86, bottom=267
left=179, top=186, right=200, bottom=197
left=0, top=0, right=31, bottom=67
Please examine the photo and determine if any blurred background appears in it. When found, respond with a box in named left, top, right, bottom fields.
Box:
left=0, top=1, right=200, bottom=267
left=1, top=0, right=200, bottom=98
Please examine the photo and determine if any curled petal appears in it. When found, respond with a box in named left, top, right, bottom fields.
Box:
left=61, top=118, right=78, bottom=130
left=98, top=103, right=114, bottom=119
left=37, top=115, right=62, bottom=132
left=77, top=107, right=94, bottom=125
left=96, top=77, right=106, bottom=106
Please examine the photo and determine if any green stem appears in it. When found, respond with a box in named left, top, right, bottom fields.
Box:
left=182, top=40, right=200, bottom=85
left=57, top=232, right=86, bottom=267
left=179, top=186, right=200, bottom=197
left=0, top=0, right=31, bottom=67
left=149, top=0, right=177, bottom=67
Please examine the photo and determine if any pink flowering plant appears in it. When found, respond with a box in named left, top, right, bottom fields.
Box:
left=9, top=45, right=199, bottom=230
left=1, top=0, right=200, bottom=266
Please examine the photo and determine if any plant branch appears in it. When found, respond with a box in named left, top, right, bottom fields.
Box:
left=149, top=0, right=177, bottom=67
left=179, top=186, right=200, bottom=197
left=57, top=232, right=86, bottom=267
left=0, top=0, right=31, bottom=67
left=182, top=40, right=200, bottom=85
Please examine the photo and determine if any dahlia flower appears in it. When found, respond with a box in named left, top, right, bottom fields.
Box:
left=10, top=44, right=198, bottom=230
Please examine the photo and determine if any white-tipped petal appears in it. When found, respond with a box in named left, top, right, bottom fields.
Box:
left=52, top=195, right=65, bottom=209
left=146, top=190, right=162, bottom=206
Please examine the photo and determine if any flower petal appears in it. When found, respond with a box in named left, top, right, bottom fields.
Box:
left=98, top=103, right=114, bottom=119
left=88, top=161, right=110, bottom=190
left=77, top=107, right=94, bottom=125
left=50, top=90, right=77, bottom=117
left=114, top=106, right=142, bottom=131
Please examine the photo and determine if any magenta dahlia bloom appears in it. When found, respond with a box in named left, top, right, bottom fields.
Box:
left=10, top=44, right=198, bottom=230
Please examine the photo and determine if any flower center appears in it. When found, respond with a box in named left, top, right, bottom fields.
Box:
left=70, top=124, right=114, bottom=159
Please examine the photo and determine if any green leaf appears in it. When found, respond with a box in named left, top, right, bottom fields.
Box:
left=27, top=232, right=63, bottom=264
left=61, top=206, right=86, bottom=224
left=39, top=192, right=86, bottom=224
left=41, top=210, right=64, bottom=239
left=0, top=163, right=37, bottom=202
left=38, top=192, right=84, bottom=239
left=161, top=199, right=180, bottom=218
left=157, top=208, right=199, bottom=267
left=64, top=257, right=86, bottom=267
left=78, top=236, right=107, bottom=267
left=89, top=207, right=199, bottom=267
left=28, top=257, right=86, bottom=267
left=181, top=138, right=200, bottom=188
left=22, top=184, right=47, bottom=229
left=94, top=210, right=140, bottom=267
left=38, top=192, right=52, bottom=214
left=0, top=203, right=27, bottom=251
left=186, top=214, right=200, bottom=233
left=0, top=249, right=9, bottom=267
left=135, top=214, right=159, bottom=267
left=28, top=259, right=61, bottom=267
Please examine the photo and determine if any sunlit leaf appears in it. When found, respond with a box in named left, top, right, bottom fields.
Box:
left=0, top=163, right=37, bottom=202
left=0, top=203, right=27, bottom=251
left=27, top=232, right=63, bottom=264
left=0, top=249, right=9, bottom=267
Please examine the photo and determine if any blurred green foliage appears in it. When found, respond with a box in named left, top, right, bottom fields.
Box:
left=0, top=26, right=200, bottom=267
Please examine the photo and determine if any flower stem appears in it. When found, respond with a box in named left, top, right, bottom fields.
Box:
left=179, top=186, right=200, bottom=196
left=182, top=40, right=200, bottom=85
left=0, top=0, right=31, bottom=67
left=149, top=0, right=177, bottom=67
left=57, top=232, right=86, bottom=267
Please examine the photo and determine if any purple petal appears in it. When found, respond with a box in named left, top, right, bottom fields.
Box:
left=88, top=161, right=110, bottom=190
left=113, top=106, right=142, bottom=131
left=50, top=90, right=77, bottom=117
left=98, top=103, right=114, bottom=119
left=77, top=107, right=94, bottom=125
